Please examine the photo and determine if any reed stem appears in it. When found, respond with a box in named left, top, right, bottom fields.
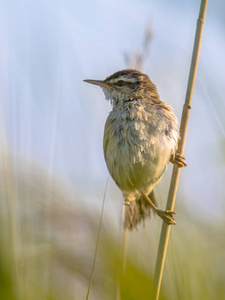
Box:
left=153, top=1, right=208, bottom=299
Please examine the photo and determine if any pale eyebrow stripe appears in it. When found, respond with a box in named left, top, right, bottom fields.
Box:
left=109, top=76, right=138, bottom=84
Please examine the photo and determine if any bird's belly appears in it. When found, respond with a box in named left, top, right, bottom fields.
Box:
left=104, top=127, right=173, bottom=197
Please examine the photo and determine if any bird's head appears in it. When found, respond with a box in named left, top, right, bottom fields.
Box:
left=84, top=69, right=159, bottom=105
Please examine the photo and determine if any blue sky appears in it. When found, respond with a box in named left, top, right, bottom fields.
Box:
left=0, top=0, right=225, bottom=224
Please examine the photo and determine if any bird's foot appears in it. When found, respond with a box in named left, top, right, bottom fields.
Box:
left=156, top=209, right=176, bottom=225
left=170, top=153, right=187, bottom=168
left=141, top=192, right=176, bottom=225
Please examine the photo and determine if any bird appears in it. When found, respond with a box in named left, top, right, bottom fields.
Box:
left=84, top=69, right=186, bottom=230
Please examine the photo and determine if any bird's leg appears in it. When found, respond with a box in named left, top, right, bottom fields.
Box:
left=170, top=153, right=187, bottom=168
left=141, top=192, right=176, bottom=225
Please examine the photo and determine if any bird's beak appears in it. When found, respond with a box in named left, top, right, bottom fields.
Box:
left=83, top=79, right=111, bottom=88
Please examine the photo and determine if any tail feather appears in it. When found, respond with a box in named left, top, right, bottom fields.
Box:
left=123, top=190, right=158, bottom=230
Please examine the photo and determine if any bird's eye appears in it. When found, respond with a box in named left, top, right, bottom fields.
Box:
left=116, top=80, right=124, bottom=87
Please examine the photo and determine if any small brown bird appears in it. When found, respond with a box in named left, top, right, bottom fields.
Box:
left=84, top=69, right=186, bottom=230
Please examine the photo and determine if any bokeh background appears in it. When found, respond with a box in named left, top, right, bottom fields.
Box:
left=0, top=0, right=225, bottom=299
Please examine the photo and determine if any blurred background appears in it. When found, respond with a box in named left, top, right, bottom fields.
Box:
left=0, top=0, right=225, bottom=299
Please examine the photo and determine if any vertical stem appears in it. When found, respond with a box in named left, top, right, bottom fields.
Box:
left=121, top=226, right=128, bottom=273
left=86, top=179, right=108, bottom=300
left=116, top=206, right=129, bottom=300
left=152, top=1, right=208, bottom=299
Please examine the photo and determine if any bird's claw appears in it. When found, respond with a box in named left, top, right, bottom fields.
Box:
left=156, top=209, right=176, bottom=225
left=171, top=153, right=187, bottom=168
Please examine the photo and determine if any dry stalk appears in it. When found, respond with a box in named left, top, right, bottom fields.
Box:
left=153, top=1, right=208, bottom=299
left=86, top=179, right=108, bottom=300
